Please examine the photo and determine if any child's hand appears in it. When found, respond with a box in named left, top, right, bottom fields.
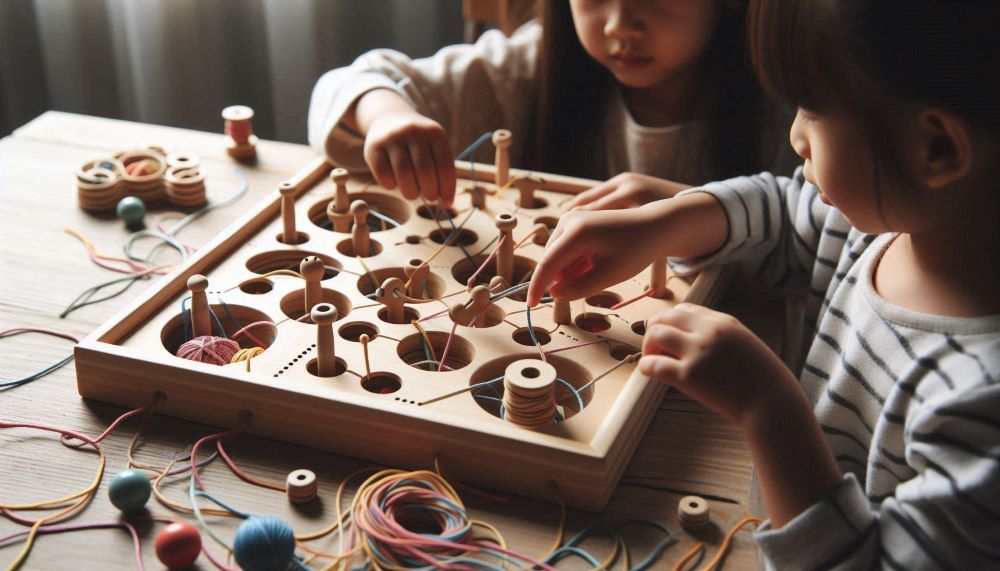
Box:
left=639, top=303, right=798, bottom=427
left=527, top=208, right=664, bottom=305
left=362, top=111, right=457, bottom=206
left=566, top=173, right=691, bottom=211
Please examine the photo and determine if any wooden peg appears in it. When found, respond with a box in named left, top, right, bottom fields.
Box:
left=650, top=257, right=670, bottom=298
left=404, top=258, right=430, bottom=299
left=514, top=175, right=545, bottom=208
left=187, top=274, right=211, bottom=338
left=376, top=277, right=406, bottom=324
left=331, top=168, right=350, bottom=232
left=286, top=469, right=318, bottom=504
left=678, top=496, right=710, bottom=532
left=495, top=213, right=517, bottom=284
left=553, top=299, right=572, bottom=325
left=351, top=200, right=370, bottom=257
left=279, top=181, right=297, bottom=244
left=532, top=223, right=550, bottom=246
left=311, top=303, right=338, bottom=377
left=326, top=201, right=352, bottom=234
left=300, top=256, right=325, bottom=315
left=489, top=275, right=508, bottom=293
left=466, top=186, right=487, bottom=210
left=467, top=285, right=491, bottom=327
left=492, top=130, right=512, bottom=188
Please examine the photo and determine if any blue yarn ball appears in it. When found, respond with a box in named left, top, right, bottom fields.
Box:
left=116, top=196, right=146, bottom=227
left=233, top=515, right=296, bottom=571
left=108, top=469, right=151, bottom=513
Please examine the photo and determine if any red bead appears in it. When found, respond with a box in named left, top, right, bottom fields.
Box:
left=155, top=521, right=202, bottom=569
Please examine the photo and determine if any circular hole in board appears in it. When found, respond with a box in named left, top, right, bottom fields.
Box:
left=377, top=306, right=421, bottom=325
left=451, top=255, right=537, bottom=301
left=520, top=197, right=549, bottom=209
left=160, top=304, right=276, bottom=357
left=575, top=313, right=611, bottom=333
left=246, top=250, right=342, bottom=279
left=397, top=331, right=475, bottom=372
left=275, top=231, right=310, bottom=245
left=280, top=288, right=352, bottom=322
left=336, top=237, right=383, bottom=258
left=307, top=192, right=411, bottom=233
left=608, top=341, right=639, bottom=361
left=631, top=321, right=647, bottom=336
left=305, top=357, right=348, bottom=378
left=467, top=354, right=594, bottom=423
left=428, top=228, right=478, bottom=247
left=240, top=279, right=273, bottom=295
left=338, top=322, right=379, bottom=342
left=416, top=204, right=457, bottom=221
left=585, top=291, right=622, bottom=309
left=356, top=267, right=446, bottom=300
left=512, top=326, right=551, bottom=347
left=362, top=373, right=402, bottom=394
left=405, top=235, right=422, bottom=244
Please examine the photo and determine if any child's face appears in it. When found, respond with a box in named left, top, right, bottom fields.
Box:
left=569, top=0, right=721, bottom=90
left=789, top=107, right=903, bottom=233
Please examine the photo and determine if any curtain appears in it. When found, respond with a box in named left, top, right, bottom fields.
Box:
left=0, top=0, right=464, bottom=143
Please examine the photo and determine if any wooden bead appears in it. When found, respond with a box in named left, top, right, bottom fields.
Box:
left=155, top=521, right=202, bottom=568
left=678, top=495, right=710, bottom=532
left=286, top=469, right=318, bottom=503
left=108, top=469, right=152, bottom=513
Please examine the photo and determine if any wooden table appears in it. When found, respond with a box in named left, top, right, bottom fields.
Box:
left=0, top=112, right=772, bottom=570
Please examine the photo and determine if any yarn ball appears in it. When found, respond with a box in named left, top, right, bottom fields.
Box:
left=116, top=196, right=146, bottom=228
left=233, top=515, right=296, bottom=571
left=176, top=336, right=241, bottom=366
left=108, top=469, right=151, bottom=513
left=155, top=521, right=202, bottom=568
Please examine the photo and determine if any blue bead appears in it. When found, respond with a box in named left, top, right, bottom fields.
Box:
left=108, top=469, right=151, bottom=513
left=233, top=515, right=295, bottom=571
left=116, top=196, right=146, bottom=227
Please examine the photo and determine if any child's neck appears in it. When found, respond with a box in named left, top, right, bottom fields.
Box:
left=621, top=67, right=704, bottom=128
left=876, top=225, right=1000, bottom=318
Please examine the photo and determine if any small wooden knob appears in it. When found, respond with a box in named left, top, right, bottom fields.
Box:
left=279, top=181, right=295, bottom=197
left=532, top=223, right=550, bottom=246
left=187, top=275, right=209, bottom=293
left=495, top=212, right=517, bottom=233
left=286, top=469, right=318, bottom=504
left=492, top=129, right=512, bottom=148
left=311, top=303, right=338, bottom=326
left=300, top=257, right=325, bottom=282
left=222, top=105, right=254, bottom=122
left=331, top=168, right=349, bottom=186
left=351, top=199, right=369, bottom=220
left=678, top=495, right=710, bottom=532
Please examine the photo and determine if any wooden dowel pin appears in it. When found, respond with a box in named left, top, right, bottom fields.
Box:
left=449, top=285, right=491, bottom=327
left=405, top=258, right=429, bottom=298
left=311, top=303, right=338, bottom=377
left=376, top=277, right=406, bottom=324
left=279, top=181, right=297, bottom=244
left=553, top=299, right=572, bottom=325
left=492, top=130, right=512, bottom=188
left=300, top=256, right=325, bottom=316
left=187, top=274, right=211, bottom=338
left=351, top=199, right=370, bottom=257
left=495, top=213, right=517, bottom=284
left=514, top=175, right=545, bottom=209
left=331, top=168, right=351, bottom=232
left=650, top=257, right=670, bottom=298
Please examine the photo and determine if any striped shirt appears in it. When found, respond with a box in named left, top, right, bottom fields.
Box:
left=671, top=169, right=1000, bottom=570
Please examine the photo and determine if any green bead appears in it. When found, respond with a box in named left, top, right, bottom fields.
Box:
left=108, top=469, right=151, bottom=513
left=116, top=196, right=146, bottom=228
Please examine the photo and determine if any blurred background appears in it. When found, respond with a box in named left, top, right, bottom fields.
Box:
left=0, top=0, right=469, bottom=143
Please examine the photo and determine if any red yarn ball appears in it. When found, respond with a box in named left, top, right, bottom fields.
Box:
left=155, top=521, right=201, bottom=569
left=176, top=335, right=240, bottom=365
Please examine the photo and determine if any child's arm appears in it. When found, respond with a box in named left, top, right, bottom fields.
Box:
left=308, top=23, right=540, bottom=203
left=564, top=172, right=693, bottom=211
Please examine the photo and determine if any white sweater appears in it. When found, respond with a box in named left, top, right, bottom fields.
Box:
left=672, top=170, right=1000, bottom=569
left=307, top=22, right=797, bottom=184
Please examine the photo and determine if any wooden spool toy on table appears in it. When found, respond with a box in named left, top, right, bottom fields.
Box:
left=74, top=131, right=730, bottom=512
left=222, top=105, right=258, bottom=163
left=75, top=147, right=208, bottom=212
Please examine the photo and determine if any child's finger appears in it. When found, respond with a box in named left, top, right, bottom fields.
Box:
left=566, top=182, right=614, bottom=210
left=638, top=354, right=682, bottom=383
left=646, top=304, right=702, bottom=333
left=584, top=187, right=637, bottom=211
left=547, top=264, right=608, bottom=302
left=387, top=146, right=419, bottom=200
left=429, top=135, right=457, bottom=207
left=527, top=232, right=589, bottom=306
left=409, top=141, right=440, bottom=202
left=642, top=323, right=689, bottom=359
left=366, top=148, right=396, bottom=190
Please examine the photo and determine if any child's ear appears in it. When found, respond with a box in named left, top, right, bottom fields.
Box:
left=912, top=108, right=974, bottom=189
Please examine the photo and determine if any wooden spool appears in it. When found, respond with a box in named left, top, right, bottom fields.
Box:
left=286, top=469, right=318, bottom=503
left=311, top=303, right=338, bottom=377
left=222, top=105, right=258, bottom=162
left=186, top=275, right=211, bottom=338
left=678, top=495, right=711, bottom=532
left=503, top=359, right=558, bottom=427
